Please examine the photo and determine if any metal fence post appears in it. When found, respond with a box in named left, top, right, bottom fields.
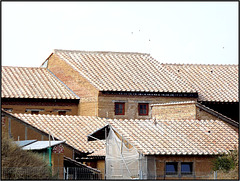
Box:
left=214, top=171, right=217, bottom=179
left=66, top=167, right=69, bottom=180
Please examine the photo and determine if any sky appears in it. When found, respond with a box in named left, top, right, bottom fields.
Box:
left=2, top=1, right=238, bottom=67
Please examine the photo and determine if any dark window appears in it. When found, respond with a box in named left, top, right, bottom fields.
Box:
left=166, top=162, right=178, bottom=175
left=31, top=111, right=39, bottom=115
left=181, top=162, right=193, bottom=175
left=138, top=103, right=149, bottom=116
left=115, top=102, right=125, bottom=115
left=58, top=111, right=66, bottom=115
left=3, top=108, right=13, bottom=112
left=26, top=109, right=44, bottom=114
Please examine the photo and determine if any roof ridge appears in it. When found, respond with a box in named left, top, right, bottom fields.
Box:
left=54, top=49, right=150, bottom=56
left=2, top=66, right=46, bottom=69
left=151, top=101, right=196, bottom=106
left=161, top=63, right=238, bottom=66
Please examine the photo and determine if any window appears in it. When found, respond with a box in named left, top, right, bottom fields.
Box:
left=25, top=109, right=44, bottom=115
left=53, top=109, right=71, bottom=115
left=166, top=162, right=178, bottom=175
left=181, top=162, right=193, bottom=175
left=31, top=111, right=39, bottom=115
left=58, top=111, right=66, bottom=115
left=138, top=103, right=149, bottom=116
left=115, top=102, right=125, bottom=115
left=3, top=108, right=13, bottom=112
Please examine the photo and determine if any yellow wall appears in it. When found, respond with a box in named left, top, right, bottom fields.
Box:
left=152, top=102, right=196, bottom=120
left=154, top=155, right=215, bottom=179
left=97, top=160, right=105, bottom=179
left=98, top=93, right=197, bottom=119
left=2, top=104, right=79, bottom=116
left=47, top=54, right=99, bottom=116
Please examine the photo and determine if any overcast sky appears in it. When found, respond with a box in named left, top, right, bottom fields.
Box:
left=2, top=1, right=238, bottom=67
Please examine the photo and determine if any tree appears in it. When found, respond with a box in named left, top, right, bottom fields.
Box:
left=1, top=131, right=52, bottom=179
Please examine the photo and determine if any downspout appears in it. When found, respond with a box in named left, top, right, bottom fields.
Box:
left=48, top=132, right=52, bottom=166
left=48, top=147, right=52, bottom=166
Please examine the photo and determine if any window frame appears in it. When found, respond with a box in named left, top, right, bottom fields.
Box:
left=138, top=103, right=149, bottom=116
left=115, top=102, right=125, bottom=115
left=181, top=162, right=193, bottom=175
left=165, top=162, right=178, bottom=175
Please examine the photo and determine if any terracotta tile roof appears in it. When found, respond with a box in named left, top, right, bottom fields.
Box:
left=2, top=66, right=79, bottom=99
left=151, top=101, right=239, bottom=127
left=53, top=49, right=196, bottom=93
left=161, top=64, right=238, bottom=102
left=64, top=156, right=101, bottom=173
left=12, top=113, right=106, bottom=153
left=196, top=103, right=239, bottom=128
left=106, top=119, right=238, bottom=155
left=88, top=149, right=106, bottom=157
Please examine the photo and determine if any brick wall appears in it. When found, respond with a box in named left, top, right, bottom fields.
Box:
left=2, top=104, right=79, bottom=116
left=154, top=155, right=215, bottom=179
left=99, top=95, right=197, bottom=120
left=151, top=102, right=196, bottom=120
left=47, top=54, right=99, bottom=116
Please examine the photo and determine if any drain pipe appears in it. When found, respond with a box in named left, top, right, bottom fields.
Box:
left=48, top=132, right=52, bottom=166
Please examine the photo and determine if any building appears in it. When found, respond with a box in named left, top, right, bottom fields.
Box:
left=42, top=49, right=198, bottom=119
left=42, top=49, right=238, bottom=122
left=1, top=49, right=238, bottom=179
left=15, top=140, right=65, bottom=178
left=88, top=118, right=238, bottom=179
left=151, top=101, right=238, bottom=132
left=1, top=66, right=80, bottom=115
left=1, top=110, right=106, bottom=178
left=160, top=63, right=238, bottom=121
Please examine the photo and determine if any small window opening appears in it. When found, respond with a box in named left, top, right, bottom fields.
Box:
left=166, top=162, right=178, bottom=175
left=181, top=162, right=193, bottom=175
left=138, top=103, right=149, bottom=116
left=31, top=111, right=39, bottom=115
left=115, top=102, right=125, bottom=115
left=58, top=111, right=67, bottom=115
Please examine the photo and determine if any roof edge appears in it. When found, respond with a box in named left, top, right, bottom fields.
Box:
left=46, top=69, right=80, bottom=99
left=196, top=103, right=239, bottom=128
left=1, top=110, right=86, bottom=154
left=161, top=63, right=238, bottom=66
left=54, top=49, right=150, bottom=56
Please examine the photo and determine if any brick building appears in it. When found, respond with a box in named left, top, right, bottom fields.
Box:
left=1, top=49, right=238, bottom=179
left=151, top=101, right=238, bottom=132
left=88, top=118, right=238, bottom=179
left=2, top=66, right=80, bottom=115
left=161, top=63, right=239, bottom=121
left=42, top=49, right=199, bottom=119
left=42, top=49, right=238, bottom=123
left=1, top=110, right=106, bottom=179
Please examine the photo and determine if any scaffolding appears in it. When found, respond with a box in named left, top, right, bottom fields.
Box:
left=105, top=127, right=155, bottom=179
